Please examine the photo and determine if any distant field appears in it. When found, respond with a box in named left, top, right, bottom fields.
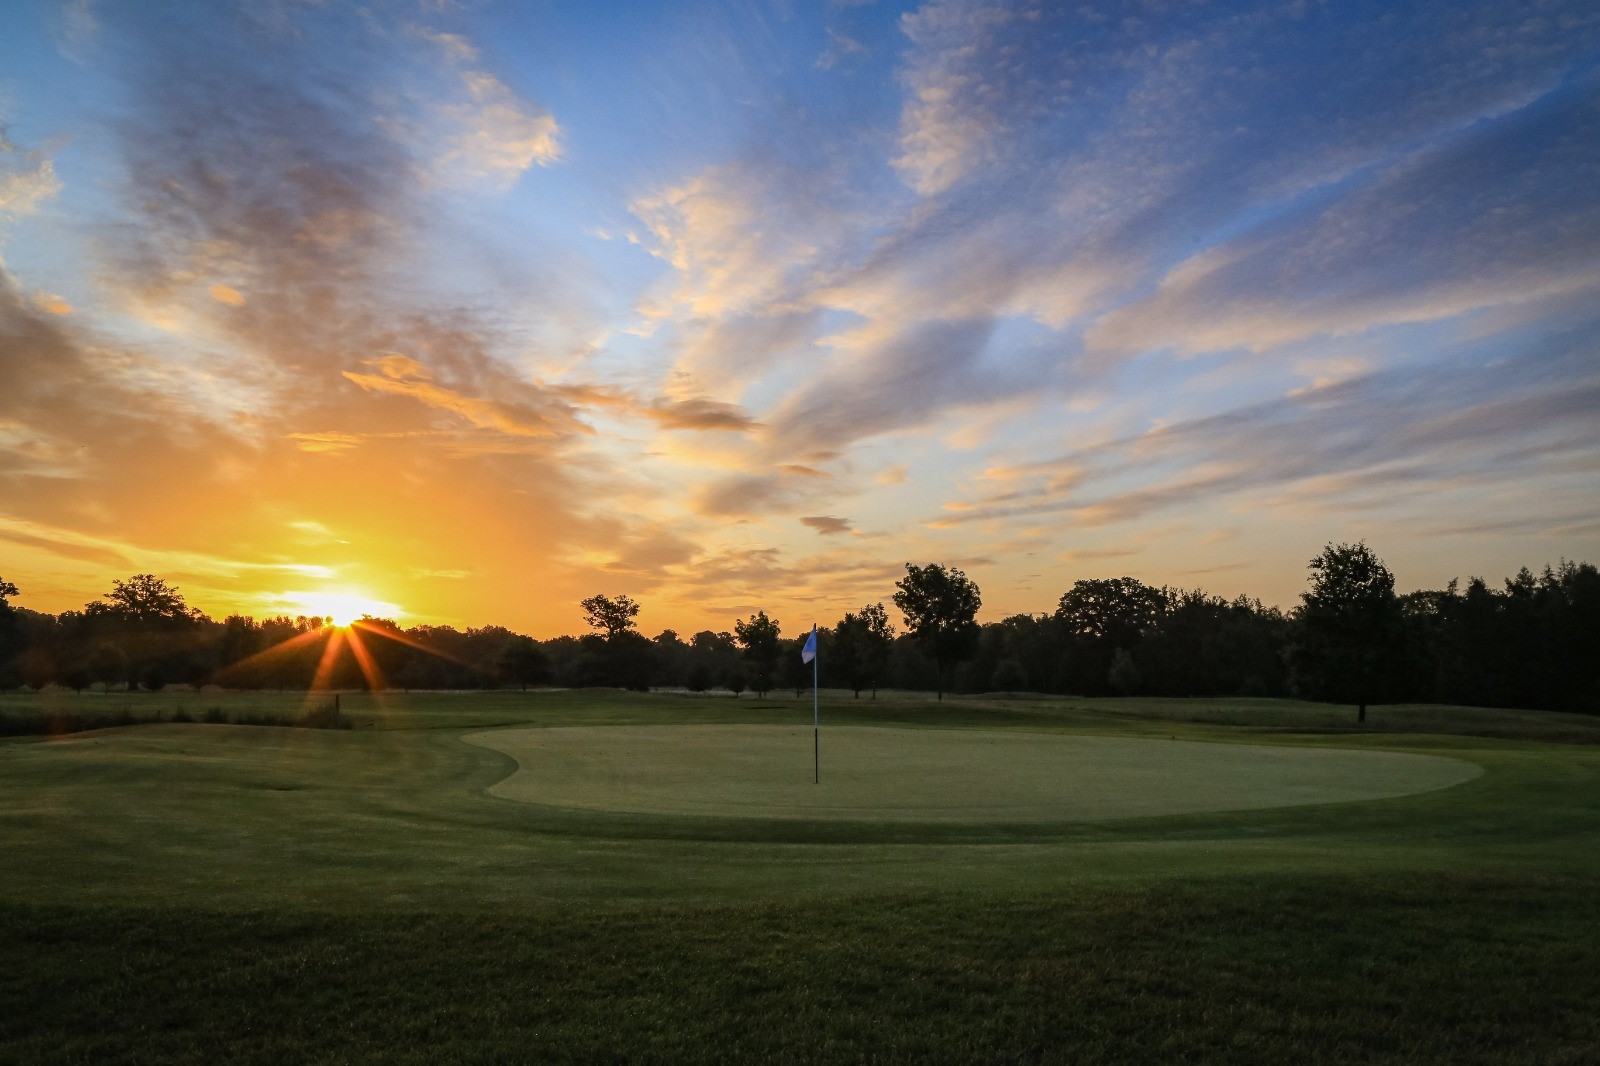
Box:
left=3, top=688, right=1599, bottom=1061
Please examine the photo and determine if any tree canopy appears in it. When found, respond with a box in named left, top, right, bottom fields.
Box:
left=733, top=611, right=782, bottom=698
left=88, top=574, right=199, bottom=626
left=832, top=602, right=896, bottom=698
left=580, top=594, right=640, bottom=641
left=893, top=563, right=981, bottom=700
left=1055, top=577, right=1166, bottom=647
left=1293, top=541, right=1401, bottom=722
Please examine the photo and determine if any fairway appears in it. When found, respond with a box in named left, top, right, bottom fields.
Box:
left=466, top=724, right=1481, bottom=823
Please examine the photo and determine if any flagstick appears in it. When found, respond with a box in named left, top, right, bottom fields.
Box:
left=812, top=646, right=819, bottom=784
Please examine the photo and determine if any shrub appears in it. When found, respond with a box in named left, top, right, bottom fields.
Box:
left=293, top=700, right=351, bottom=730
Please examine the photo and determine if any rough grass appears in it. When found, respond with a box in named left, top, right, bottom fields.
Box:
left=3, top=688, right=1599, bottom=1061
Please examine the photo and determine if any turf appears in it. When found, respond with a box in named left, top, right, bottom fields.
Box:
left=3, top=688, right=1599, bottom=1061
left=467, top=723, right=1479, bottom=823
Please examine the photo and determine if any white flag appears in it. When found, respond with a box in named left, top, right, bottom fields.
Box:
left=801, top=623, right=817, bottom=664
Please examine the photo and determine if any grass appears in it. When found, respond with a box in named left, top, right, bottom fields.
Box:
left=469, top=723, right=1479, bottom=822
left=3, top=688, right=1599, bottom=1061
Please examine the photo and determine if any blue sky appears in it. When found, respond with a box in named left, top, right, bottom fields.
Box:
left=0, top=0, right=1597, bottom=634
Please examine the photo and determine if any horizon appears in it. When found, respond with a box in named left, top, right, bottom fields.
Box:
left=2, top=550, right=1591, bottom=642
left=2, top=0, right=1597, bottom=636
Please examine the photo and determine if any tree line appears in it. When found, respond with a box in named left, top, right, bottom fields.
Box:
left=1, top=544, right=1596, bottom=715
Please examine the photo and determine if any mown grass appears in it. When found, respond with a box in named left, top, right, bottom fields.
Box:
left=4, top=876, right=1596, bottom=1064
left=3, top=688, right=1599, bottom=1061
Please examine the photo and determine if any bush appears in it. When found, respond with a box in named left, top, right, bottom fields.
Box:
left=201, top=706, right=229, bottom=724
left=292, top=700, right=351, bottom=730
left=685, top=663, right=711, bottom=693
left=991, top=658, right=1027, bottom=692
left=236, top=712, right=288, bottom=727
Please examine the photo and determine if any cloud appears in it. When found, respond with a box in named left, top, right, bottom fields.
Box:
left=0, top=129, right=60, bottom=221
left=440, top=71, right=561, bottom=181
left=766, top=318, right=1025, bottom=454
left=893, top=1, right=1021, bottom=196
left=342, top=355, right=588, bottom=439
left=935, top=333, right=1600, bottom=530
left=6, top=0, right=1598, bottom=630
left=0, top=3, right=674, bottom=633
left=544, top=382, right=760, bottom=433
left=800, top=515, right=854, bottom=535
left=32, top=291, right=72, bottom=315
left=646, top=397, right=759, bottom=433
left=692, top=472, right=814, bottom=518
left=632, top=163, right=834, bottom=322
left=408, top=24, right=562, bottom=186
left=1090, top=80, right=1600, bottom=357
left=816, top=28, right=868, bottom=70
left=287, top=431, right=363, bottom=454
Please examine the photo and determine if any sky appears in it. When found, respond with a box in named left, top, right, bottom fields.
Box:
left=0, top=0, right=1597, bottom=637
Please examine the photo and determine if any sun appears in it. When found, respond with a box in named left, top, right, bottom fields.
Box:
left=284, top=591, right=402, bottom=628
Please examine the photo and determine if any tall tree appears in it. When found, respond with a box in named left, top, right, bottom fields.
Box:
left=580, top=594, right=641, bottom=640
left=89, top=574, right=199, bottom=626
left=892, top=563, right=982, bottom=700
left=1054, top=577, right=1166, bottom=646
left=0, top=576, right=20, bottom=686
left=832, top=603, right=896, bottom=698
left=1294, top=542, right=1400, bottom=723
left=734, top=611, right=782, bottom=698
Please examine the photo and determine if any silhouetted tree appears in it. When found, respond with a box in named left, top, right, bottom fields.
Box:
left=89, top=643, right=129, bottom=694
left=893, top=563, right=982, bottom=700
left=652, top=629, right=691, bottom=688
left=138, top=663, right=167, bottom=692
left=59, top=662, right=92, bottom=694
left=496, top=635, right=550, bottom=691
left=1292, top=542, right=1400, bottom=723
left=606, top=630, right=657, bottom=691
left=834, top=602, right=895, bottom=698
left=685, top=660, right=712, bottom=693
left=734, top=611, right=782, bottom=698
left=580, top=594, right=641, bottom=640
left=575, top=595, right=652, bottom=689
left=89, top=574, right=199, bottom=626
left=690, top=630, right=740, bottom=693
left=19, top=647, right=53, bottom=691
left=0, top=576, right=21, bottom=687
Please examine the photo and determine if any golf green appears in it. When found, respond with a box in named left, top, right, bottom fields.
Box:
left=465, top=725, right=1481, bottom=823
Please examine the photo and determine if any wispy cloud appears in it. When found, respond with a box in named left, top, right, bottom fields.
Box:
left=0, top=129, right=59, bottom=221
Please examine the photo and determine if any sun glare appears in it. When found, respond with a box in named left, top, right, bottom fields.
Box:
left=283, top=591, right=402, bottom=628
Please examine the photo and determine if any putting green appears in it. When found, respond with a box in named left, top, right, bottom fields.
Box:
left=464, top=725, right=1481, bottom=824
